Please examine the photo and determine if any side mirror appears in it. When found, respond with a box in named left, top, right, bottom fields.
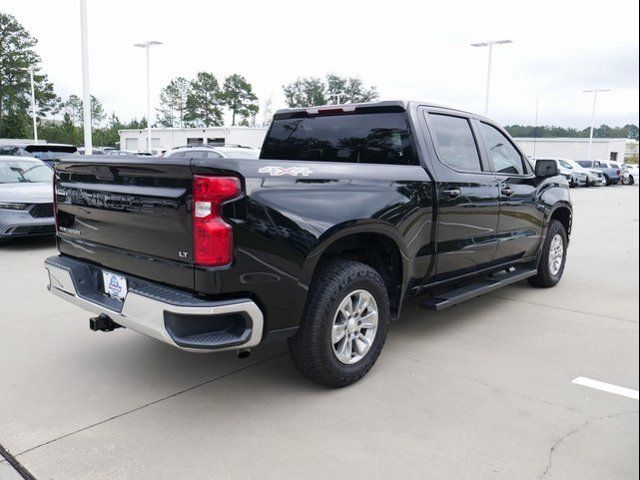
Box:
left=535, top=160, right=558, bottom=178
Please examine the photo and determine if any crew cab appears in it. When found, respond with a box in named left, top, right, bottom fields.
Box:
left=44, top=101, right=572, bottom=387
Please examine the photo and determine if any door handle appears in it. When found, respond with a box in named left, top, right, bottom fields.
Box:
left=443, top=189, right=461, bottom=199
left=501, top=186, right=514, bottom=197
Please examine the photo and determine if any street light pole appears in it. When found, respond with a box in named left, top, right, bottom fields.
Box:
left=583, top=89, right=611, bottom=161
left=134, top=41, right=162, bottom=153
left=533, top=96, right=539, bottom=159
left=470, top=39, right=513, bottom=115
left=79, top=0, right=92, bottom=155
left=28, top=67, right=38, bottom=142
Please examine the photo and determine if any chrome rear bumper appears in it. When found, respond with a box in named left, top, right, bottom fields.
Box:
left=44, top=255, right=264, bottom=352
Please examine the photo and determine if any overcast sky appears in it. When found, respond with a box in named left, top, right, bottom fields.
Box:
left=3, top=0, right=639, bottom=127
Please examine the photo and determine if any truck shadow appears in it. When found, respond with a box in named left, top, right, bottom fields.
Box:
left=0, top=235, right=56, bottom=251
left=86, top=291, right=513, bottom=396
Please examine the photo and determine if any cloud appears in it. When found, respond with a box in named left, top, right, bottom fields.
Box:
left=2, top=0, right=638, bottom=127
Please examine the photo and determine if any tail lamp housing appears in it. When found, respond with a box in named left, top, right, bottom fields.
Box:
left=192, top=175, right=241, bottom=267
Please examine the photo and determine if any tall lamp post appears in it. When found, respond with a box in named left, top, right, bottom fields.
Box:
left=24, top=67, right=38, bottom=142
left=134, top=41, right=162, bottom=153
left=470, top=39, right=513, bottom=115
left=583, top=89, right=611, bottom=161
left=79, top=0, right=92, bottom=155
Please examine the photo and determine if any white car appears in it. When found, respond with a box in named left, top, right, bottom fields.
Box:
left=0, top=156, right=55, bottom=239
left=560, top=158, right=605, bottom=187
left=534, top=157, right=586, bottom=187
left=621, top=164, right=638, bottom=185
left=164, top=146, right=260, bottom=160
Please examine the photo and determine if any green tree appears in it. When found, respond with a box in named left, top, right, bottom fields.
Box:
left=325, top=74, right=378, bottom=104
left=0, top=112, right=28, bottom=138
left=221, top=74, right=258, bottom=126
left=504, top=124, right=640, bottom=140
left=63, top=94, right=83, bottom=126
left=93, top=113, right=123, bottom=147
left=186, top=72, right=223, bottom=127
left=283, top=77, right=326, bottom=108
left=156, top=77, right=191, bottom=128
left=623, top=124, right=639, bottom=141
left=88, top=95, right=106, bottom=128
left=282, top=74, right=378, bottom=108
left=61, top=94, right=105, bottom=128
left=39, top=113, right=80, bottom=145
left=126, top=117, right=148, bottom=129
left=0, top=12, right=61, bottom=137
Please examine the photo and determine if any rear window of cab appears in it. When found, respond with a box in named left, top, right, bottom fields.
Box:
left=260, top=111, right=417, bottom=166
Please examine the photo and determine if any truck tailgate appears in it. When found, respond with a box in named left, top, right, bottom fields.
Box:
left=55, top=157, right=195, bottom=290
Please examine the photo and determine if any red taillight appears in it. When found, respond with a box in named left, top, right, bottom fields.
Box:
left=192, top=175, right=241, bottom=267
left=52, top=171, right=58, bottom=229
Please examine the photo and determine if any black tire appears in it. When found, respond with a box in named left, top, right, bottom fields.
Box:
left=528, top=220, right=568, bottom=288
left=603, top=175, right=610, bottom=186
left=288, top=260, right=390, bottom=387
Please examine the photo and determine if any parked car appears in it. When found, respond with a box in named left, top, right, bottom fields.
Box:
left=77, top=147, right=106, bottom=155
left=577, top=160, right=621, bottom=185
left=535, top=158, right=587, bottom=188
left=44, top=100, right=572, bottom=387
left=164, top=145, right=260, bottom=160
left=0, top=143, right=78, bottom=168
left=103, top=150, right=136, bottom=156
left=0, top=156, right=55, bottom=239
left=583, top=167, right=607, bottom=187
left=621, top=164, right=637, bottom=185
left=102, top=149, right=159, bottom=157
left=559, top=157, right=605, bottom=187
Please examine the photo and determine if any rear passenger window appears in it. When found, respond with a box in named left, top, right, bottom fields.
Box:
left=206, top=151, right=222, bottom=159
left=480, top=123, right=525, bottom=175
left=429, top=114, right=482, bottom=172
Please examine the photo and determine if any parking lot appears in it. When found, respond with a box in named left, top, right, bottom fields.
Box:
left=1, top=185, right=638, bottom=480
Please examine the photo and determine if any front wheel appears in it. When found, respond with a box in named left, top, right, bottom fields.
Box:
left=288, top=260, right=390, bottom=387
left=528, top=220, right=568, bottom=288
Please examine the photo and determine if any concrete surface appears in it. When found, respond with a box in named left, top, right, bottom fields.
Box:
left=1, top=185, right=638, bottom=480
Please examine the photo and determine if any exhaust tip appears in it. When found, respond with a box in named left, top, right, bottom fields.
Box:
left=237, top=348, right=251, bottom=359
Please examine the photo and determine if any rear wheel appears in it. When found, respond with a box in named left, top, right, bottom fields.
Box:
left=288, top=260, right=390, bottom=387
left=528, top=220, right=568, bottom=288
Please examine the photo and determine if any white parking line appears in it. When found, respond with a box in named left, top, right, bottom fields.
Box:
left=573, top=377, right=639, bottom=400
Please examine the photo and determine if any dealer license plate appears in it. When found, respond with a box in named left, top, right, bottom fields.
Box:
left=102, top=270, right=128, bottom=300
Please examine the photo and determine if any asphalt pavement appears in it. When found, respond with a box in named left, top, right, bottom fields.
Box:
left=1, top=185, right=638, bottom=480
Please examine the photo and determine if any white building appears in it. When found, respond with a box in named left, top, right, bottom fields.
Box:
left=515, top=137, right=632, bottom=162
left=118, top=126, right=269, bottom=152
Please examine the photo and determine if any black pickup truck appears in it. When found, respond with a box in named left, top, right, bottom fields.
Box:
left=45, top=101, right=572, bottom=387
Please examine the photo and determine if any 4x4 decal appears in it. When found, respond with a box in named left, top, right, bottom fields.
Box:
left=258, top=166, right=313, bottom=177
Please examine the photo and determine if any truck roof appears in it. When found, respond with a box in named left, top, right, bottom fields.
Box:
left=273, top=100, right=478, bottom=118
